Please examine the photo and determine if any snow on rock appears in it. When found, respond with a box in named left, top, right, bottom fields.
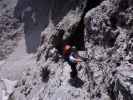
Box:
left=0, top=78, right=17, bottom=100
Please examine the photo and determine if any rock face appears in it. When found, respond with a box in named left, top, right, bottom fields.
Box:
left=0, top=0, right=133, bottom=100
left=0, top=0, right=22, bottom=60
left=84, top=0, right=133, bottom=99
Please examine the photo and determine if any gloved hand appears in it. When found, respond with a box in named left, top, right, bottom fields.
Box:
left=76, top=59, right=83, bottom=63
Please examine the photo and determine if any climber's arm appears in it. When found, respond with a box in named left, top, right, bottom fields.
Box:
left=69, top=55, right=83, bottom=63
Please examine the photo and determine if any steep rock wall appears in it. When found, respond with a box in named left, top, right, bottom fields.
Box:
left=0, top=0, right=22, bottom=60
left=11, top=0, right=133, bottom=100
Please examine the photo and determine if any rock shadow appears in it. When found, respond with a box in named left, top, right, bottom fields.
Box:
left=14, top=0, right=50, bottom=53
left=69, top=76, right=84, bottom=88
left=51, top=0, right=80, bottom=25
left=40, top=67, right=50, bottom=83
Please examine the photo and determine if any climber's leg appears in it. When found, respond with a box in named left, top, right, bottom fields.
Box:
left=70, top=63, right=77, bottom=78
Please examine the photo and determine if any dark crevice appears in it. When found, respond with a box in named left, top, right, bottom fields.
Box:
left=118, top=0, right=129, bottom=11
left=64, top=20, right=85, bottom=50
left=110, top=12, right=118, bottom=30
left=82, top=0, right=103, bottom=17
left=110, top=0, right=130, bottom=30
left=64, top=0, right=103, bottom=49
left=103, top=31, right=120, bottom=47
left=53, top=0, right=103, bottom=53
left=52, top=29, right=65, bottom=54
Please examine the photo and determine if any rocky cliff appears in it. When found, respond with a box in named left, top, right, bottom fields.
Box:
left=0, top=0, right=22, bottom=60
left=0, top=0, right=133, bottom=100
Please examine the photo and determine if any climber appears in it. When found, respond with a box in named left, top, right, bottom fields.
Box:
left=63, top=45, right=83, bottom=78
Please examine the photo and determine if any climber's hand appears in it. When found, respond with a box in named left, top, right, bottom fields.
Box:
left=76, top=59, right=83, bottom=63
